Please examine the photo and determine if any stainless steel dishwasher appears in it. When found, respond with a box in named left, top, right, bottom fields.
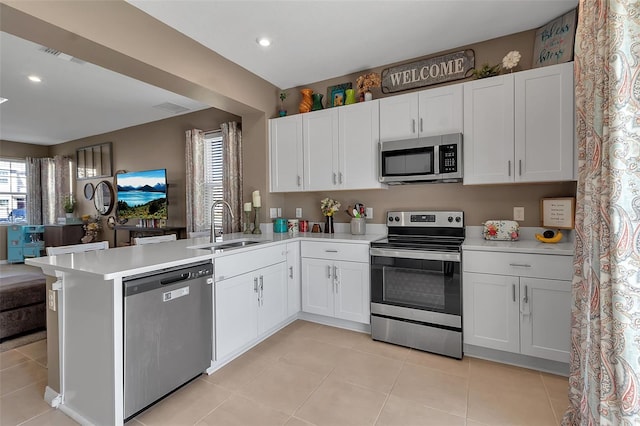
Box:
left=123, top=261, right=213, bottom=420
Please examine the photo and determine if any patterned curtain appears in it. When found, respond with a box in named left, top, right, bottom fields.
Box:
left=221, top=122, right=243, bottom=233
left=185, top=129, right=207, bottom=233
left=25, top=156, right=71, bottom=225
left=564, top=1, right=640, bottom=425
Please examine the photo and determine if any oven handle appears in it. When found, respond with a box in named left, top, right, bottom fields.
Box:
left=370, top=248, right=460, bottom=262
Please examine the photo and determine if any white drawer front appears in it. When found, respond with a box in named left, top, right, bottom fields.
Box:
left=301, top=241, right=369, bottom=263
left=215, top=244, right=286, bottom=281
left=463, top=251, right=573, bottom=281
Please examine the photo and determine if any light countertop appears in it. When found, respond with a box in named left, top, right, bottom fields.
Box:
left=463, top=226, right=574, bottom=256
left=26, top=231, right=385, bottom=280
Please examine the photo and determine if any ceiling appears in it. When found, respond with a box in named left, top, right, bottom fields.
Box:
left=0, top=0, right=578, bottom=146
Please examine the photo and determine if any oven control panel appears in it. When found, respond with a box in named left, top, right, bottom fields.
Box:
left=387, top=211, right=464, bottom=228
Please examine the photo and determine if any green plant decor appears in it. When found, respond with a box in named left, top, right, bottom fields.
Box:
left=472, top=63, right=501, bottom=79
left=63, top=195, right=76, bottom=213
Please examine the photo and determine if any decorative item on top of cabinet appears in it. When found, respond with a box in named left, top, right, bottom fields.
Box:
left=356, top=72, right=381, bottom=101
left=278, top=91, right=288, bottom=117
left=311, top=93, right=324, bottom=111
left=345, top=89, right=356, bottom=105
left=326, top=83, right=352, bottom=107
left=299, top=88, right=313, bottom=113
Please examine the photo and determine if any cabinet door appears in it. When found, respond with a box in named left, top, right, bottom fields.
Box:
left=303, top=109, right=339, bottom=190
left=286, top=242, right=301, bottom=317
left=463, top=75, right=515, bottom=185
left=379, top=92, right=419, bottom=142
left=418, top=84, right=463, bottom=137
left=269, top=115, right=303, bottom=192
left=258, top=262, right=288, bottom=335
left=334, top=261, right=370, bottom=324
left=515, top=62, right=575, bottom=182
left=301, top=258, right=334, bottom=317
left=215, top=273, right=259, bottom=360
left=338, top=101, right=383, bottom=190
left=463, top=272, right=520, bottom=353
left=520, top=278, right=571, bottom=363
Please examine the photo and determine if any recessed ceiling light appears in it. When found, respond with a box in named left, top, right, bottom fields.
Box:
left=257, top=37, right=271, bottom=47
left=0, top=97, right=7, bottom=104
left=28, top=75, right=42, bottom=83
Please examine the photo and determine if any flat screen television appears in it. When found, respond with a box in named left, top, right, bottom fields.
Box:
left=116, top=169, right=168, bottom=219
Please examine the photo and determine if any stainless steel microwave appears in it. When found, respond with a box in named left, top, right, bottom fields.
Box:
left=378, top=133, right=463, bottom=184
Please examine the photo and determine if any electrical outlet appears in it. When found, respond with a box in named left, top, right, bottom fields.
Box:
left=365, top=207, right=373, bottom=218
left=48, top=289, right=56, bottom=311
left=295, top=208, right=302, bottom=218
left=269, top=208, right=278, bottom=219
left=277, top=208, right=282, bottom=217
left=513, top=207, right=525, bottom=221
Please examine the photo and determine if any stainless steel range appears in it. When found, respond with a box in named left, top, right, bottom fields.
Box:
left=370, top=210, right=464, bottom=359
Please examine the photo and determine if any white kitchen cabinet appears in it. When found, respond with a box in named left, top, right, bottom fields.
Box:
left=269, top=114, right=304, bottom=192
left=463, top=250, right=571, bottom=363
left=379, top=84, right=463, bottom=142
left=286, top=241, right=301, bottom=317
left=463, top=62, right=575, bottom=184
left=303, top=102, right=384, bottom=191
left=303, top=108, right=339, bottom=190
left=215, top=245, right=287, bottom=361
left=301, top=241, right=370, bottom=324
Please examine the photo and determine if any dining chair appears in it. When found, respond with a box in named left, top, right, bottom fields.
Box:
left=46, top=241, right=109, bottom=256
left=132, top=234, right=177, bottom=245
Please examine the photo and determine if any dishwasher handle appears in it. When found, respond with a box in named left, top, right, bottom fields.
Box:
left=160, top=273, right=192, bottom=286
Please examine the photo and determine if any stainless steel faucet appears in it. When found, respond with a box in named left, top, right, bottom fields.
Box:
left=210, top=200, right=235, bottom=243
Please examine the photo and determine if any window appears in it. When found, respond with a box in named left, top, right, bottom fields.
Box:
left=203, top=131, right=224, bottom=229
left=0, top=159, right=27, bottom=223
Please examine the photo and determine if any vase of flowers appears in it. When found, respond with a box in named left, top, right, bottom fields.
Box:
left=278, top=91, right=288, bottom=117
left=81, top=215, right=102, bottom=243
left=320, top=197, right=341, bottom=234
left=502, top=50, right=521, bottom=73
left=63, top=194, right=76, bottom=218
left=356, top=72, right=381, bottom=101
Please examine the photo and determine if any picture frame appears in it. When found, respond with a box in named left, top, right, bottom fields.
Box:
left=540, top=197, right=575, bottom=229
left=326, top=82, right=352, bottom=108
left=76, top=142, right=113, bottom=180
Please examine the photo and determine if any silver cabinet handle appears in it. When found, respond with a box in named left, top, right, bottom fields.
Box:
left=333, top=266, right=338, bottom=293
left=327, top=265, right=332, bottom=279
left=254, top=277, right=258, bottom=293
left=523, top=285, right=528, bottom=304
left=325, top=249, right=338, bottom=253
left=412, top=119, right=416, bottom=133
left=508, top=160, right=511, bottom=177
left=519, top=159, right=522, bottom=176
left=289, top=266, right=293, bottom=279
left=512, top=284, right=516, bottom=302
left=338, top=172, right=343, bottom=184
left=420, top=118, right=423, bottom=133
left=297, top=175, right=301, bottom=186
left=333, top=173, right=337, bottom=184
left=509, top=263, right=531, bottom=268
left=259, top=275, right=264, bottom=306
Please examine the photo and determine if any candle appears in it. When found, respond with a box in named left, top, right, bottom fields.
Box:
left=244, top=202, right=252, bottom=212
left=252, top=190, right=261, bottom=208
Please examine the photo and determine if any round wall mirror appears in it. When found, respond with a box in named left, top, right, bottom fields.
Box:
left=94, top=180, right=115, bottom=215
left=84, top=182, right=95, bottom=200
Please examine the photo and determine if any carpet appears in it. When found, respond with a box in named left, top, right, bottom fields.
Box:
left=0, top=329, right=46, bottom=352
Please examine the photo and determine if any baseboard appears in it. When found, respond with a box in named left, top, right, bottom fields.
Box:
left=464, top=344, right=569, bottom=376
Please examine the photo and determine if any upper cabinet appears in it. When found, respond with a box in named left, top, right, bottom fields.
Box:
left=379, top=84, right=463, bottom=142
left=463, top=62, right=575, bottom=185
left=269, top=115, right=304, bottom=192
left=270, top=100, right=384, bottom=192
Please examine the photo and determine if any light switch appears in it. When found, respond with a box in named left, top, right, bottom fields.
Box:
left=513, top=207, right=525, bottom=221
left=365, top=207, right=373, bottom=218
left=277, top=208, right=282, bottom=217
left=295, top=208, right=302, bottom=218
left=48, top=289, right=56, bottom=311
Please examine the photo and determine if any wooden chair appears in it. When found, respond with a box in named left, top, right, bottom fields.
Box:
left=46, top=241, right=109, bottom=256
left=132, top=234, right=177, bottom=245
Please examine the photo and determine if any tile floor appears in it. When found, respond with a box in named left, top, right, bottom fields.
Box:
left=0, top=320, right=569, bottom=425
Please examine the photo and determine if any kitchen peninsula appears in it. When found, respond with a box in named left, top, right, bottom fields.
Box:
left=26, top=231, right=382, bottom=425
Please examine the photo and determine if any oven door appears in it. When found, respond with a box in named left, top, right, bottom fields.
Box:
left=370, top=247, right=461, bottom=328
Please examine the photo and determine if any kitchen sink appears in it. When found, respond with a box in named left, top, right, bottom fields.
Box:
left=188, top=238, right=268, bottom=252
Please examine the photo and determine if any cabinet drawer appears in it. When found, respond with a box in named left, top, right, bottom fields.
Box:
left=463, top=251, right=572, bottom=281
left=215, top=244, right=286, bottom=281
left=301, top=241, right=369, bottom=262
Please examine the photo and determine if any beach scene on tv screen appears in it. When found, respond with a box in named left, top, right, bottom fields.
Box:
left=117, top=169, right=167, bottom=219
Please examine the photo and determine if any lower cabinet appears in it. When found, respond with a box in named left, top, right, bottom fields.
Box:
left=214, top=245, right=288, bottom=361
left=286, top=242, right=301, bottom=317
left=301, top=244, right=370, bottom=325
left=463, top=250, right=572, bottom=363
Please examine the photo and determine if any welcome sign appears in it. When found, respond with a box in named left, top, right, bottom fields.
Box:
left=381, top=50, right=475, bottom=93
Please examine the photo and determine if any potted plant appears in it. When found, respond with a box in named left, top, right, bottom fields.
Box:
left=278, top=91, right=288, bottom=117
left=63, top=194, right=76, bottom=217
